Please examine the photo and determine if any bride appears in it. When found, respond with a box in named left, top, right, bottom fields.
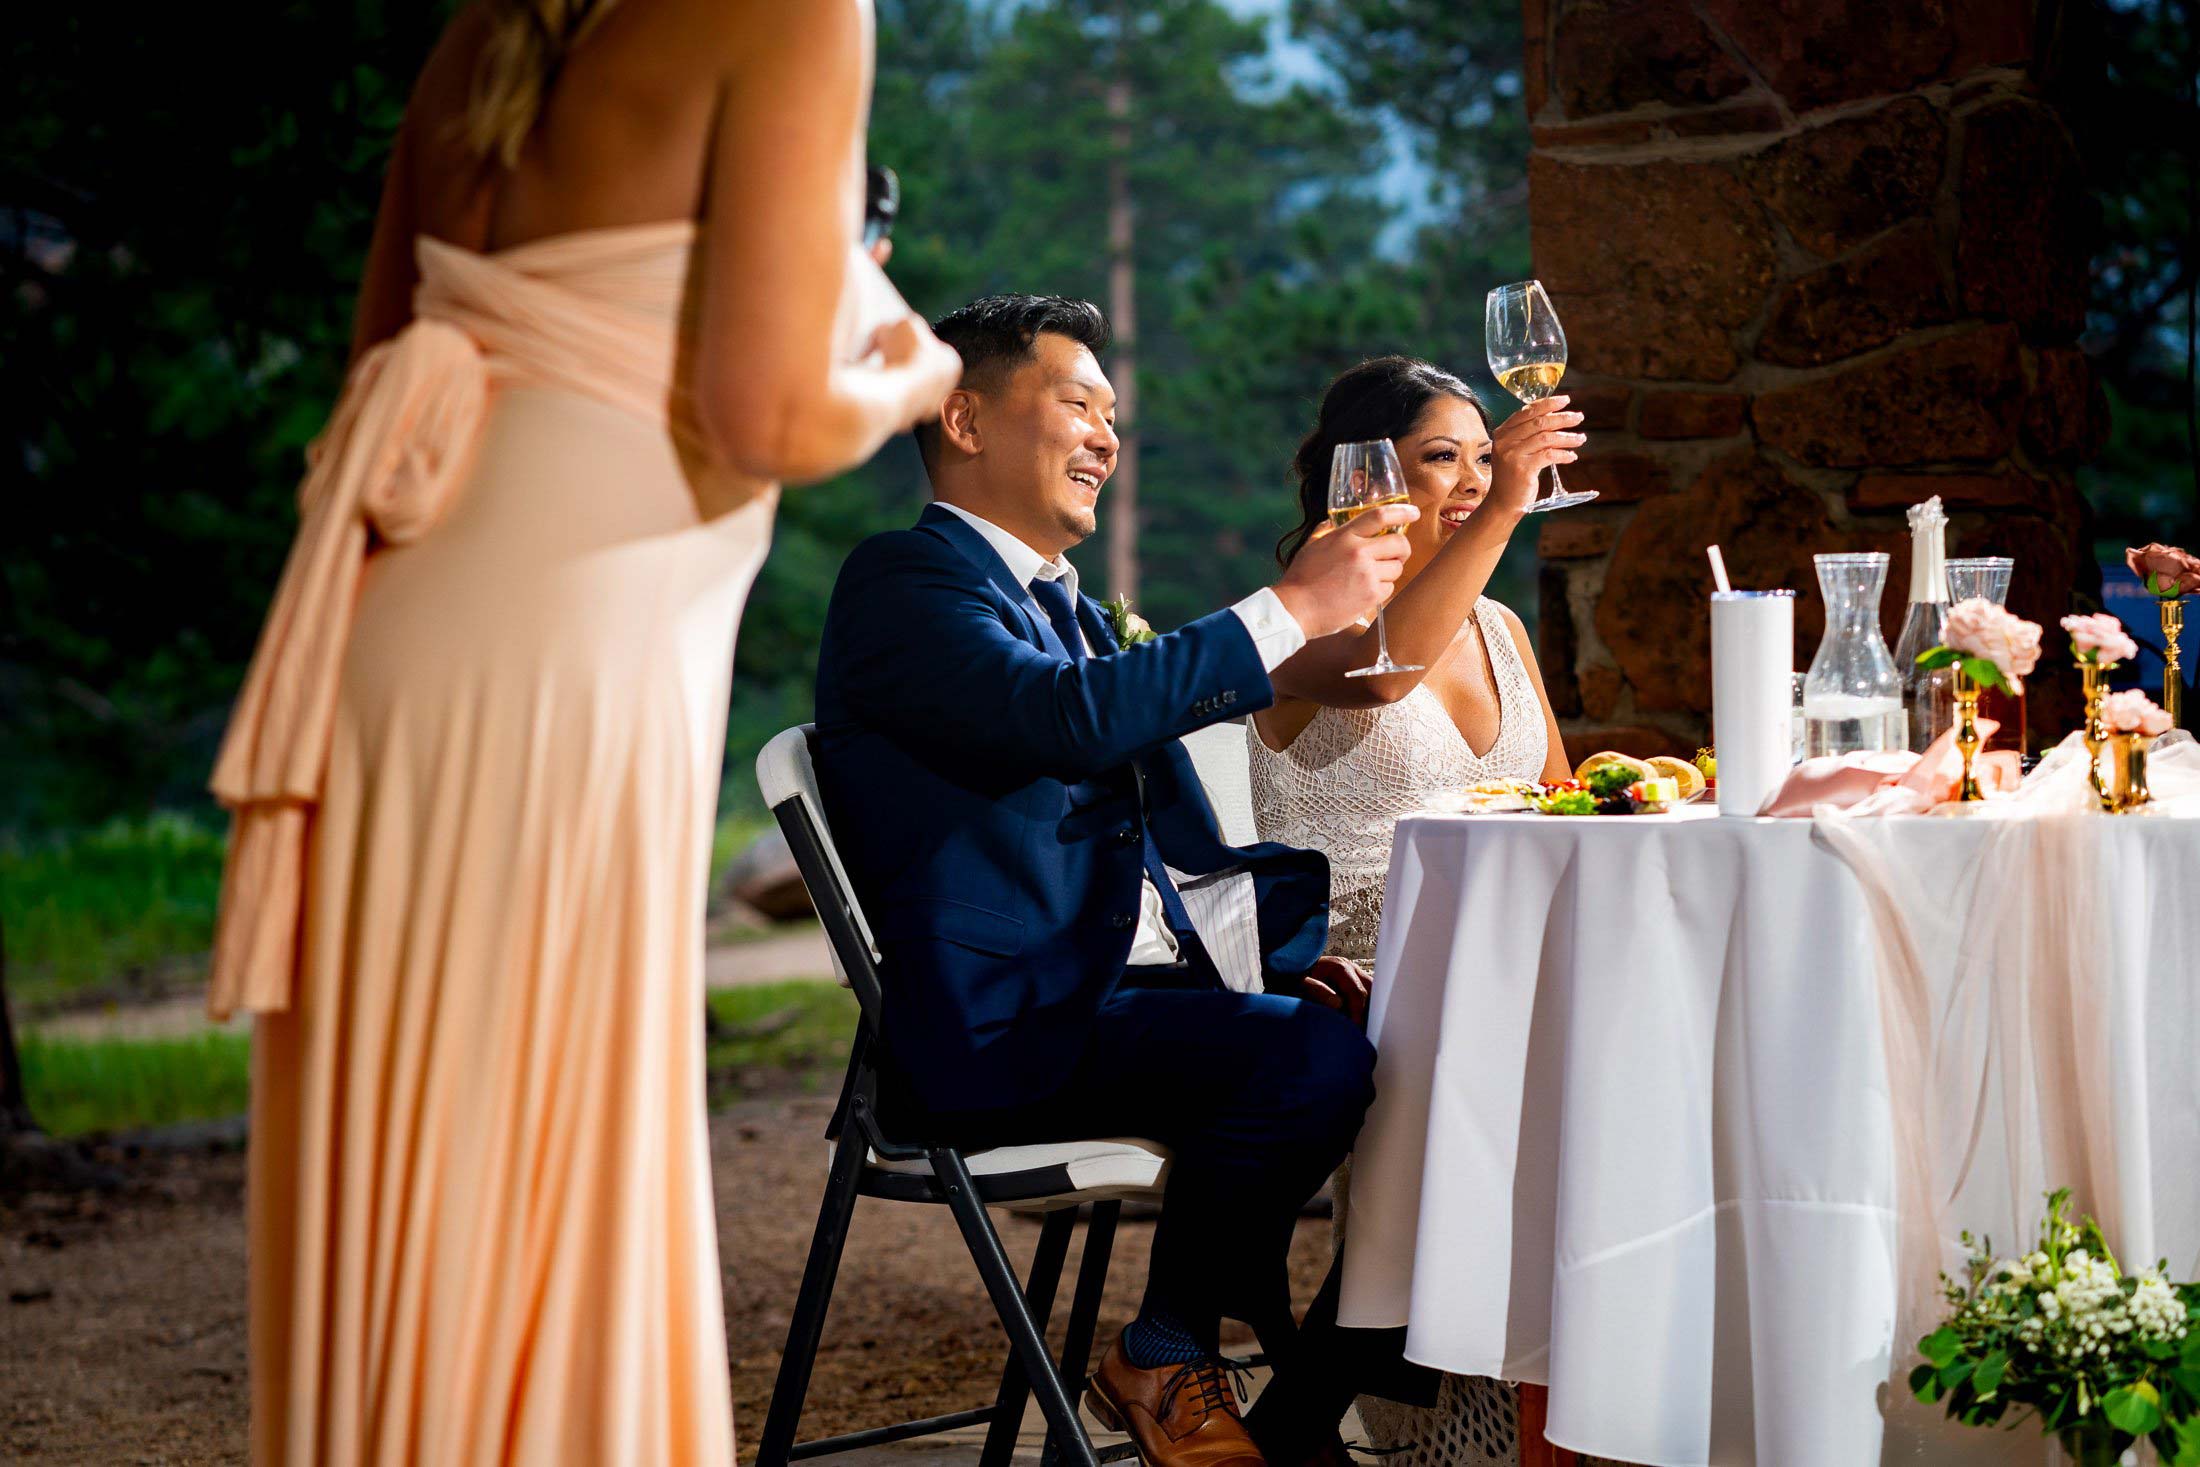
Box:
left=1252, top=355, right=1576, bottom=959
left=1248, top=356, right=1584, bottom=1467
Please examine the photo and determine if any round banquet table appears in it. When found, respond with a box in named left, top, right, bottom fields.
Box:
left=1335, top=804, right=2200, bottom=1467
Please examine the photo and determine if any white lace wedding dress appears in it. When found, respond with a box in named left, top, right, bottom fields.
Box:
left=1250, top=597, right=1547, bottom=965
left=1248, top=597, right=1556, bottom=1467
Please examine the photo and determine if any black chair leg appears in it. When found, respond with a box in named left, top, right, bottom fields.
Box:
left=978, top=1208, right=1076, bottom=1467
left=1058, top=1202, right=1118, bottom=1387
left=1040, top=1202, right=1122, bottom=1466
left=755, top=1138, right=867, bottom=1467
left=933, top=1149, right=1104, bottom=1467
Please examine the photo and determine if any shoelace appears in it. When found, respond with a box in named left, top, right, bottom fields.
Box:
left=1156, top=1357, right=1241, bottom=1422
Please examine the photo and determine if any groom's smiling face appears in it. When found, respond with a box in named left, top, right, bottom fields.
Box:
left=956, top=331, right=1119, bottom=554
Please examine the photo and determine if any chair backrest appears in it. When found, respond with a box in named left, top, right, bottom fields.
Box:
left=756, top=726, right=881, bottom=976
left=1181, top=719, right=1259, bottom=847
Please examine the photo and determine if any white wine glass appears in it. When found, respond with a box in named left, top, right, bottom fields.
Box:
left=1486, top=279, right=1598, bottom=513
left=1330, top=439, right=1424, bottom=679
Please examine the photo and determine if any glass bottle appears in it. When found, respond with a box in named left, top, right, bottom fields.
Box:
left=1804, top=553, right=1905, bottom=758
left=1893, top=497, right=1953, bottom=751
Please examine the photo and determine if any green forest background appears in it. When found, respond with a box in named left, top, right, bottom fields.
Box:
left=4, top=0, right=2195, bottom=840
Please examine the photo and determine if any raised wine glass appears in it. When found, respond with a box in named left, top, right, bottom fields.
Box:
left=1330, top=439, right=1424, bottom=679
left=1486, top=280, right=1598, bottom=513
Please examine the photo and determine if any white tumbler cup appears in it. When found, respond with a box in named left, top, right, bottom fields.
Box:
left=1712, top=590, right=1795, bottom=818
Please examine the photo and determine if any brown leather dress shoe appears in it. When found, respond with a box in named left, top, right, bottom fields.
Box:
left=1085, top=1333, right=1267, bottom=1467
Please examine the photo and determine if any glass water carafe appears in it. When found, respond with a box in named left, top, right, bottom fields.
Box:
left=1804, top=553, right=1905, bottom=758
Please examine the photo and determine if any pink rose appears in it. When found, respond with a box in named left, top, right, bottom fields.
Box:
left=2061, top=612, right=2139, bottom=666
left=2101, top=689, right=2172, bottom=737
left=2126, top=543, right=2200, bottom=598
left=1942, top=597, right=2044, bottom=694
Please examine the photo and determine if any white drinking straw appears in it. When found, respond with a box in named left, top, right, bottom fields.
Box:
left=1707, top=544, right=1732, bottom=594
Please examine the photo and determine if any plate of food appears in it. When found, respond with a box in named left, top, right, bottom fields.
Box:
left=1425, top=778, right=1542, bottom=814
left=1527, top=751, right=1708, bottom=816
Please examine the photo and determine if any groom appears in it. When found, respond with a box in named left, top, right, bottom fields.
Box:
left=813, top=294, right=1411, bottom=1467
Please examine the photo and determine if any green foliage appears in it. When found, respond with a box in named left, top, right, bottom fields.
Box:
left=705, top=980, right=857, bottom=1100
left=2065, top=0, right=2200, bottom=555
left=1912, top=1189, right=2200, bottom=1465
left=1915, top=645, right=2011, bottom=691
left=2, top=2, right=458, bottom=830
left=1, top=815, right=225, bottom=1012
left=19, top=1029, right=253, bottom=1137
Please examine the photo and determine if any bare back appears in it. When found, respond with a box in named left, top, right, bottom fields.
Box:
left=354, top=0, right=872, bottom=389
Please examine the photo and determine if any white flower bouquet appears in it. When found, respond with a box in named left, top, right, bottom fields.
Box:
left=1913, top=1190, right=2200, bottom=1464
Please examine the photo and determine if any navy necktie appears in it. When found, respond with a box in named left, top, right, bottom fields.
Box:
left=1026, top=576, right=1201, bottom=953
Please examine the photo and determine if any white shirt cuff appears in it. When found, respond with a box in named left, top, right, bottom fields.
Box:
left=1230, top=587, right=1306, bottom=673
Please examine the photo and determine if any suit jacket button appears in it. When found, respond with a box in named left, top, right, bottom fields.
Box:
left=1115, top=826, right=1139, bottom=845
left=1110, top=913, right=1135, bottom=930
left=1222, top=690, right=1237, bottom=704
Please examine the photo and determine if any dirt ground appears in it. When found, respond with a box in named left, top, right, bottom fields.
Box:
left=1, top=1090, right=1335, bottom=1465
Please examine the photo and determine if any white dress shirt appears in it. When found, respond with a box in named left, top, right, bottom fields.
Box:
left=935, top=501, right=1305, bottom=967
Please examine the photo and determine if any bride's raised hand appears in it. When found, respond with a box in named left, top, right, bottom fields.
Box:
left=1487, top=395, right=1583, bottom=516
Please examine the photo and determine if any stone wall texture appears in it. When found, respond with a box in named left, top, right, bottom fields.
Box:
left=1523, top=0, right=2104, bottom=760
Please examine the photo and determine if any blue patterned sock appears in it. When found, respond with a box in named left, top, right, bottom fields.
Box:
left=1122, top=1310, right=1208, bottom=1369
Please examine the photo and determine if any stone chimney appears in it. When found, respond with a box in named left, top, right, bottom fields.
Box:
left=1523, top=0, right=2105, bottom=764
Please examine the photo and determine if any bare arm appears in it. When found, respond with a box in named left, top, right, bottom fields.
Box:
left=1274, top=499, right=1525, bottom=708
left=1272, top=395, right=1581, bottom=709
left=348, top=6, right=492, bottom=363
left=349, top=122, right=424, bottom=363
left=1499, top=604, right=1576, bottom=784
left=690, top=0, right=958, bottom=483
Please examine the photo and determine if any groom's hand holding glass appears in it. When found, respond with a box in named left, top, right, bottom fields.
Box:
left=1270, top=499, right=1420, bottom=640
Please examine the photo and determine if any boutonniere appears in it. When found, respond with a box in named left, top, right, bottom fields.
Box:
left=1105, top=593, right=1156, bottom=648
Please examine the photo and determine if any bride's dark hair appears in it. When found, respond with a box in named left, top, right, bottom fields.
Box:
left=1278, top=356, right=1491, bottom=565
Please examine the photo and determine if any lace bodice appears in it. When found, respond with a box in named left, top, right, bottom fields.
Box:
left=1247, top=597, right=1546, bottom=963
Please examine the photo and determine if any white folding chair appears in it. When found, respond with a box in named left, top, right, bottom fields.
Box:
left=1179, top=718, right=1259, bottom=848
left=752, top=725, right=1166, bottom=1467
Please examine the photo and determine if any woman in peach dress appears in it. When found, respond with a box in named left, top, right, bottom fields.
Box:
left=205, top=2, right=959, bottom=1461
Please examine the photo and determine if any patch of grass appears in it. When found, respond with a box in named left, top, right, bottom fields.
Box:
left=706, top=979, right=855, bottom=1100
left=13, top=980, right=855, bottom=1136
left=19, top=1030, right=253, bottom=1138
left=2, top=814, right=226, bottom=1012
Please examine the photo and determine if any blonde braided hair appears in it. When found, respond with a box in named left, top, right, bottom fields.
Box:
left=461, top=0, right=620, bottom=166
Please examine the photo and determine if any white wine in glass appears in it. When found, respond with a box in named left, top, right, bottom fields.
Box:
left=1330, top=439, right=1423, bottom=678
left=1486, top=280, right=1598, bottom=513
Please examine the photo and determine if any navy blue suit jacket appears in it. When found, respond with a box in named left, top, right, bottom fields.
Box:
left=813, top=504, right=1330, bottom=1113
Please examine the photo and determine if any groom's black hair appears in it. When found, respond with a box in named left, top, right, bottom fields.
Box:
left=915, top=294, right=1111, bottom=476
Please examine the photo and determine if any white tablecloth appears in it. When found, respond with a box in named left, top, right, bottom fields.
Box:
left=1337, top=806, right=2200, bottom=1467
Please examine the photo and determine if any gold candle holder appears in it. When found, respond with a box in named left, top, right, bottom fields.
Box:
left=2163, top=597, right=2186, bottom=730
left=2078, top=661, right=2109, bottom=807
left=1953, top=666, right=1986, bottom=801
left=2105, top=731, right=2153, bottom=813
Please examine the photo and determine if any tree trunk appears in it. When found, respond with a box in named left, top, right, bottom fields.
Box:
left=0, top=915, right=36, bottom=1136
left=1104, top=12, right=1139, bottom=603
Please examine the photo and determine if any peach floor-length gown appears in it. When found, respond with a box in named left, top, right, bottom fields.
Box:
left=206, top=220, right=767, bottom=1465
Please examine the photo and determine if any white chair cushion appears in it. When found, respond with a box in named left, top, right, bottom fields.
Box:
left=1181, top=720, right=1257, bottom=848
left=837, top=1136, right=1173, bottom=1211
